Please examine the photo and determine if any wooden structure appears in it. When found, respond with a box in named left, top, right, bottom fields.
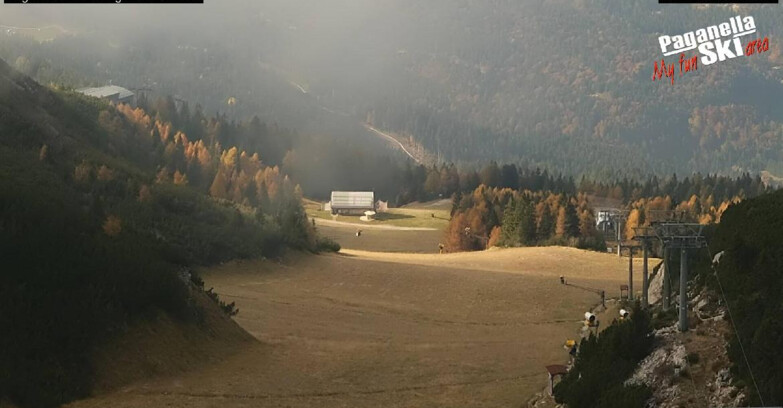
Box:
left=545, top=364, right=569, bottom=395
left=620, top=284, right=629, bottom=300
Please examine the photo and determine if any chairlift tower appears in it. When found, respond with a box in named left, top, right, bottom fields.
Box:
left=652, top=222, right=707, bottom=332
left=632, top=226, right=657, bottom=309
left=642, top=210, right=693, bottom=312
left=605, top=210, right=628, bottom=256
left=618, top=243, right=641, bottom=301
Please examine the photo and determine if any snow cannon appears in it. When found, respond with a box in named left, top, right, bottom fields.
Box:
left=584, top=312, right=599, bottom=328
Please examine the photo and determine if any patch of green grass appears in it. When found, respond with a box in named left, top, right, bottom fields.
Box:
left=399, top=199, right=453, bottom=210
left=306, top=207, right=450, bottom=229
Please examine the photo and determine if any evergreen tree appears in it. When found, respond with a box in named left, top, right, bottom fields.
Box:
left=500, top=199, right=519, bottom=245
left=517, top=197, right=537, bottom=245
left=565, top=201, right=580, bottom=237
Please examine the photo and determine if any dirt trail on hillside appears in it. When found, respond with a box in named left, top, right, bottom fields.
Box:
left=68, top=247, right=645, bottom=408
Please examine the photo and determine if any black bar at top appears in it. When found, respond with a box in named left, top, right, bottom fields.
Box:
left=659, top=0, right=777, bottom=3
left=4, top=0, right=202, bottom=3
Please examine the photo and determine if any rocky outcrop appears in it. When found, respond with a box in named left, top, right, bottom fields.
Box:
left=627, top=286, right=745, bottom=408
left=626, top=325, right=688, bottom=407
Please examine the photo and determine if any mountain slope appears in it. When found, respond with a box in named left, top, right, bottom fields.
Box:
left=704, top=189, right=783, bottom=405
left=4, top=2, right=782, bottom=180
left=0, top=59, right=313, bottom=408
left=256, top=1, right=783, bottom=178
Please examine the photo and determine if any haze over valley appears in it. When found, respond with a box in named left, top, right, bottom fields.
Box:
left=2, top=2, right=783, bottom=408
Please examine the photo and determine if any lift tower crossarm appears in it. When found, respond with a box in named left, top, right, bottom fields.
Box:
left=651, top=222, right=707, bottom=332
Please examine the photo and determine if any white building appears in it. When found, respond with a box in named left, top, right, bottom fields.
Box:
left=595, top=209, right=615, bottom=233
left=330, top=191, right=375, bottom=215
left=77, top=85, right=136, bottom=106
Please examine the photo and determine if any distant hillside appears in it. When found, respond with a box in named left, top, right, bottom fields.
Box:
left=4, top=1, right=783, bottom=181
left=336, top=1, right=783, bottom=178
left=0, top=59, right=319, bottom=407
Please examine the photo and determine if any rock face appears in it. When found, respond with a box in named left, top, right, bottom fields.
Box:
left=647, top=261, right=665, bottom=305
left=626, top=286, right=746, bottom=408
left=708, top=368, right=745, bottom=408
left=626, top=325, right=688, bottom=406
left=528, top=272, right=748, bottom=408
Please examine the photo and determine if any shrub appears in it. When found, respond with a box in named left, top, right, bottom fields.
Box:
left=596, top=384, right=653, bottom=408
left=652, top=308, right=677, bottom=330
left=554, top=303, right=654, bottom=408
left=205, top=288, right=239, bottom=317
left=315, top=236, right=341, bottom=253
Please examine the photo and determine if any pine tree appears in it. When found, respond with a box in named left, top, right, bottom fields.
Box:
left=173, top=170, right=189, bottom=185
left=500, top=199, right=519, bottom=245
left=565, top=201, right=580, bottom=237
left=517, top=197, right=537, bottom=245
left=536, top=202, right=555, bottom=240
left=424, top=168, right=441, bottom=196
left=479, top=162, right=501, bottom=187
left=209, top=169, right=229, bottom=199
left=625, top=208, right=641, bottom=239
left=579, top=209, right=597, bottom=238
left=555, top=206, right=568, bottom=238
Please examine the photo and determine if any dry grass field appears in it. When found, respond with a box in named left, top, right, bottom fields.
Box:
left=308, top=207, right=451, bottom=229
left=68, top=245, right=652, bottom=408
left=305, top=198, right=451, bottom=230
left=314, top=221, right=444, bottom=253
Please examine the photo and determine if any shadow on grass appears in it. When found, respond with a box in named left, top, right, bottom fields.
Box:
left=374, top=213, right=416, bottom=221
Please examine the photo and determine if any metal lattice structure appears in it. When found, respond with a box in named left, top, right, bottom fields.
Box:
left=608, top=210, right=629, bottom=254
left=595, top=209, right=628, bottom=254
left=618, top=243, right=641, bottom=301
left=650, top=221, right=707, bottom=332
left=652, top=223, right=708, bottom=250
left=618, top=216, right=708, bottom=332
left=632, top=226, right=658, bottom=309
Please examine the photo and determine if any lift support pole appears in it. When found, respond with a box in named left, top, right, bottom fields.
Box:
left=652, top=222, right=705, bottom=333
left=642, top=243, right=649, bottom=309
left=632, top=227, right=656, bottom=309
left=662, top=247, right=670, bottom=311
left=679, top=248, right=689, bottom=332
left=628, top=248, right=634, bottom=301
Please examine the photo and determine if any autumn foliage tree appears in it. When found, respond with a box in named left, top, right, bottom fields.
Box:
left=446, top=186, right=605, bottom=251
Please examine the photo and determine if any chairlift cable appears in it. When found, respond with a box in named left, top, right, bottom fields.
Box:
left=702, top=243, right=765, bottom=406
